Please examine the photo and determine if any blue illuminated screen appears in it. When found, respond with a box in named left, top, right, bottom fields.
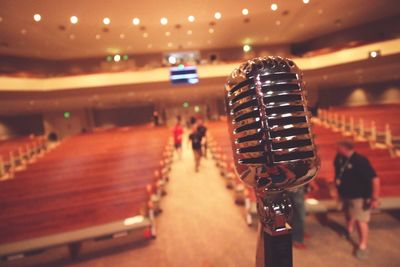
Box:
left=170, top=65, right=199, bottom=85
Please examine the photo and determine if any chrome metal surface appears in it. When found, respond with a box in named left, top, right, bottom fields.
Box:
left=226, top=57, right=319, bottom=267
left=225, top=56, right=320, bottom=194
left=257, top=193, right=292, bottom=234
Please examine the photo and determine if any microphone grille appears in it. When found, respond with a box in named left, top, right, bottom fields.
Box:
left=225, top=56, right=319, bottom=190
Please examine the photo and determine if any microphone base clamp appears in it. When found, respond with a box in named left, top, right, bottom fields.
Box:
left=256, top=192, right=293, bottom=267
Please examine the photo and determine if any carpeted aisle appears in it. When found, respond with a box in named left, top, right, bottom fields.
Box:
left=65, top=141, right=257, bottom=267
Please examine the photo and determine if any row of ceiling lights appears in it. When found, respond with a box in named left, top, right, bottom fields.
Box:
left=33, top=11, right=225, bottom=25
left=25, top=1, right=313, bottom=51
left=31, top=1, right=311, bottom=25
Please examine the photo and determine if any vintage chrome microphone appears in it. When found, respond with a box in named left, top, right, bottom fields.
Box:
left=225, top=56, right=319, bottom=267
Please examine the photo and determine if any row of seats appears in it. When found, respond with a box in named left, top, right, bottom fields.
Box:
left=0, top=135, right=47, bottom=178
left=313, top=112, right=400, bottom=199
left=208, top=110, right=400, bottom=225
left=318, top=104, right=400, bottom=153
left=325, top=104, right=400, bottom=135
left=0, top=125, right=173, bottom=262
left=208, top=120, right=258, bottom=226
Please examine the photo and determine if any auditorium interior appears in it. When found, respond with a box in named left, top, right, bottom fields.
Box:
left=1, top=0, right=400, bottom=267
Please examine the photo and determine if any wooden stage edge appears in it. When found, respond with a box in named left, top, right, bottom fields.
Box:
left=0, top=214, right=154, bottom=262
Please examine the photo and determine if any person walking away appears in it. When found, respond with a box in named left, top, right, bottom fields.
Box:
left=334, top=139, right=380, bottom=259
left=189, top=116, right=197, bottom=128
left=172, top=118, right=184, bottom=160
left=189, top=125, right=203, bottom=172
left=197, top=119, right=208, bottom=158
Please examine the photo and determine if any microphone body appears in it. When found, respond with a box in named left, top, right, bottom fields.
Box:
left=225, top=56, right=319, bottom=267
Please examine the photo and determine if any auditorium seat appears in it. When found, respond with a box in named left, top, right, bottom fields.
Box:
left=0, top=126, right=172, bottom=262
left=319, top=104, right=400, bottom=155
left=328, top=104, right=400, bottom=135
left=208, top=117, right=400, bottom=226
left=312, top=122, right=400, bottom=202
left=208, top=121, right=259, bottom=226
left=0, top=135, right=46, bottom=178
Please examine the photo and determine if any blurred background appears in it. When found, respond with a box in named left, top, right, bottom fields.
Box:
left=0, top=1, right=399, bottom=267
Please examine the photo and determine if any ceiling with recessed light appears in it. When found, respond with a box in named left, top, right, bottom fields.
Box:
left=0, top=0, right=399, bottom=59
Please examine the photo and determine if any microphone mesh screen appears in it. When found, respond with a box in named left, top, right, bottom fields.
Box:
left=226, top=57, right=316, bottom=165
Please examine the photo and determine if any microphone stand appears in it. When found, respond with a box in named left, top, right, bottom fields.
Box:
left=256, top=192, right=293, bottom=267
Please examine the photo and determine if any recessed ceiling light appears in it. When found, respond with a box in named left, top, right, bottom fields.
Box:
left=70, top=16, right=78, bottom=24
left=207, top=40, right=212, bottom=44
left=214, top=12, right=222, bottom=20
left=188, top=15, right=195, bottom=22
left=120, top=33, right=125, bottom=39
left=168, top=56, right=177, bottom=64
left=33, top=14, right=41, bottom=22
left=160, top=17, right=168, bottom=25
left=209, top=28, right=214, bottom=34
left=95, top=34, right=101, bottom=40
left=242, top=8, right=249, bottom=15
left=243, top=44, right=252, bottom=52
left=69, top=34, right=75, bottom=40
left=275, top=20, right=281, bottom=26
left=271, top=3, right=278, bottom=11
left=0, top=17, right=3, bottom=22
left=147, top=43, right=153, bottom=48
left=142, top=32, right=148, bottom=38
left=167, top=42, right=173, bottom=47
left=303, top=0, right=310, bottom=4
left=103, top=17, right=110, bottom=25
left=21, top=29, right=27, bottom=35
left=187, top=41, right=192, bottom=46
left=369, top=50, right=380, bottom=58
left=187, top=30, right=192, bottom=35
left=318, top=9, right=323, bottom=15
left=114, top=54, right=121, bottom=62
left=132, top=17, right=140, bottom=25
left=165, top=31, right=171, bottom=36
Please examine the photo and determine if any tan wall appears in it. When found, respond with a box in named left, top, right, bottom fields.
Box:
left=43, top=109, right=94, bottom=139
left=93, top=106, right=154, bottom=128
left=319, top=83, right=400, bottom=107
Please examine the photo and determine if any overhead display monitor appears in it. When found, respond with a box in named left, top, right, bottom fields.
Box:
left=170, top=65, right=199, bottom=85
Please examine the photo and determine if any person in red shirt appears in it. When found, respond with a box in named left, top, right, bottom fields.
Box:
left=172, top=117, right=184, bottom=160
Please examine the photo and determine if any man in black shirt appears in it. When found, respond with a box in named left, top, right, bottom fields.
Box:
left=189, top=126, right=203, bottom=172
left=197, top=119, right=208, bottom=158
left=334, top=140, right=380, bottom=259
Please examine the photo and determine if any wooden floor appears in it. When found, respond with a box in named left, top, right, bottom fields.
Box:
left=3, top=141, right=400, bottom=267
